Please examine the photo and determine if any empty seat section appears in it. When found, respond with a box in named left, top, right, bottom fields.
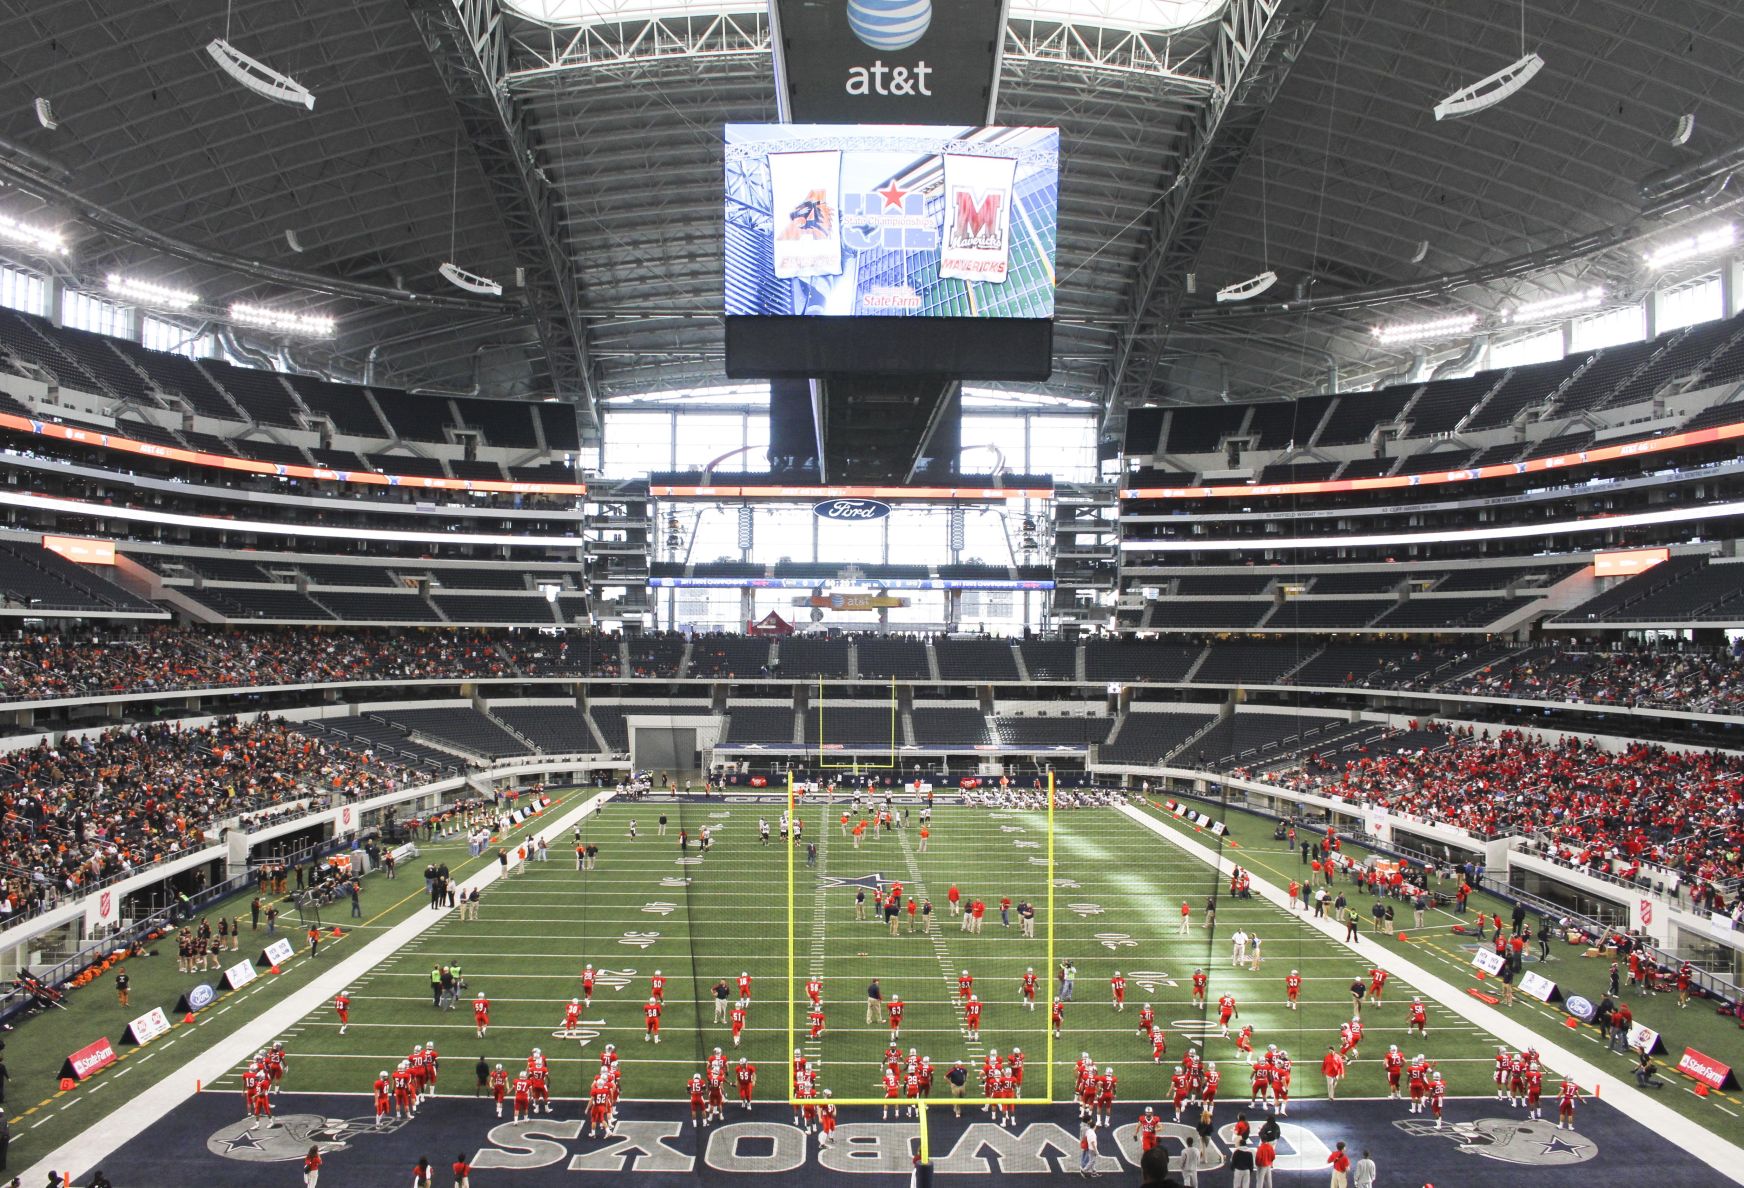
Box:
left=625, top=635, right=687, bottom=677
left=1309, top=570, right=1407, bottom=594
left=369, top=453, right=448, bottom=478
left=723, top=705, right=797, bottom=745
left=315, top=591, right=437, bottom=622
left=1336, top=457, right=1395, bottom=480
left=856, top=637, right=929, bottom=679
left=493, top=704, right=597, bottom=752
left=370, top=387, right=449, bottom=441
left=200, top=360, right=301, bottom=425
left=1405, top=372, right=1501, bottom=435
left=1256, top=460, right=1341, bottom=483
left=934, top=638, right=1020, bottom=681
left=1550, top=339, right=1660, bottom=413
left=1247, top=395, right=1333, bottom=449
left=426, top=568, right=529, bottom=591
left=1100, top=711, right=1215, bottom=764
left=0, top=309, right=100, bottom=391
left=1149, top=600, right=1269, bottom=629
left=690, top=635, right=773, bottom=678
left=910, top=707, right=991, bottom=746
left=1174, top=573, right=1272, bottom=595
left=373, top=707, right=530, bottom=758
left=452, top=398, right=539, bottom=449
left=450, top=459, right=508, bottom=481
left=1265, top=599, right=1386, bottom=629
left=1084, top=640, right=1200, bottom=681
left=777, top=637, right=852, bottom=677
left=1290, top=643, right=1448, bottom=687
left=1165, top=404, right=1246, bottom=453
left=803, top=704, right=898, bottom=746
left=1316, top=386, right=1413, bottom=446
left=432, top=594, right=556, bottom=623
left=233, top=438, right=311, bottom=467
left=0, top=540, right=159, bottom=612
left=192, top=588, right=334, bottom=620
left=992, top=716, right=1112, bottom=746
left=47, top=326, right=155, bottom=405
left=1019, top=640, right=1078, bottom=680
left=1602, top=317, right=1740, bottom=409
left=1465, top=353, right=1590, bottom=429
left=1369, top=596, right=1525, bottom=629
left=283, top=375, right=387, bottom=436
left=538, top=404, right=582, bottom=452
left=1191, top=641, right=1311, bottom=685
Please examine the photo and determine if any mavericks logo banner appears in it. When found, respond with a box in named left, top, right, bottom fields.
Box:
left=770, top=150, right=844, bottom=279
left=941, top=154, right=1016, bottom=283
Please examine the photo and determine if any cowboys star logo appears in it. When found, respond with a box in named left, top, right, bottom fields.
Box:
left=815, top=872, right=891, bottom=892
left=209, top=1112, right=409, bottom=1162
left=1393, top=1116, right=1597, bottom=1165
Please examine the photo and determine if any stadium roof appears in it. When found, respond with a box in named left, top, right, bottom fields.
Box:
left=0, top=0, right=1741, bottom=445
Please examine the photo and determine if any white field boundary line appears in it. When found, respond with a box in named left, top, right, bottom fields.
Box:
left=1115, top=803, right=1744, bottom=1187
left=22, top=789, right=617, bottom=1187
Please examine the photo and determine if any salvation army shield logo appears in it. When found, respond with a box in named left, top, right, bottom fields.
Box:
left=98, top=890, right=113, bottom=920
left=209, top=1113, right=408, bottom=1162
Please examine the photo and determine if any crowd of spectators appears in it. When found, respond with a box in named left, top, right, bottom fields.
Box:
left=1276, top=723, right=1744, bottom=910
left=1450, top=645, right=1744, bottom=715
left=0, top=715, right=419, bottom=927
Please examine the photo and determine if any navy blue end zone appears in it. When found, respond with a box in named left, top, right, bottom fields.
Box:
left=91, top=1091, right=1729, bottom=1187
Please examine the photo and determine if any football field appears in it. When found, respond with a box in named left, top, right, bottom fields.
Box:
left=22, top=787, right=1744, bottom=1187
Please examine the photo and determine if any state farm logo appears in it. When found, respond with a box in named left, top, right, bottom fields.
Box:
left=74, top=1042, right=115, bottom=1075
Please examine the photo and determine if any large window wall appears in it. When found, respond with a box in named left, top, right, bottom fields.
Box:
left=619, top=406, right=1089, bottom=633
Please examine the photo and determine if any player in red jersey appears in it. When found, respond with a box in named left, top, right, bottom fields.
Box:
left=964, top=994, right=982, bottom=1041
left=806, top=976, right=823, bottom=1006
left=1052, top=997, right=1065, bottom=1037
left=1273, top=1050, right=1293, bottom=1116
left=1170, top=1066, right=1192, bottom=1119
left=1494, top=1046, right=1512, bottom=1099
left=1110, top=972, right=1127, bottom=1011
left=1406, top=1054, right=1430, bottom=1112
left=374, top=1069, right=393, bottom=1126
left=587, top=1077, right=613, bottom=1138
left=1022, top=967, right=1038, bottom=1009
left=1200, top=1062, right=1221, bottom=1113
left=1150, top=1026, right=1168, bottom=1063
left=1217, top=993, right=1238, bottom=1037
left=809, top=1003, right=827, bottom=1039
left=1427, top=1070, right=1447, bottom=1128
left=818, top=1090, right=838, bottom=1147
left=1369, top=967, right=1389, bottom=1004
left=1407, top=997, right=1428, bottom=1036
left=1235, top=1024, right=1255, bottom=1058
left=266, top=1042, right=288, bottom=1094
left=1191, top=969, right=1208, bottom=1006
left=335, top=989, right=351, bottom=1036
left=1384, top=1045, right=1405, bottom=1099
left=738, top=971, right=753, bottom=1000
left=1285, top=970, right=1302, bottom=1010
left=881, top=1067, right=901, bottom=1118
left=731, top=999, right=749, bottom=1046
left=707, top=1068, right=727, bottom=1125
left=1136, top=1001, right=1155, bottom=1036
left=1524, top=1065, right=1545, bottom=1120
left=489, top=1064, right=508, bottom=1117
left=1323, top=1047, right=1346, bottom=1100
left=650, top=970, right=667, bottom=1003
left=1338, top=1017, right=1361, bottom=1060
left=888, top=995, right=905, bottom=1039
left=958, top=970, right=974, bottom=1000
left=1136, top=1105, right=1161, bottom=1152
left=473, top=993, right=491, bottom=1038
left=1249, top=1060, right=1271, bottom=1109
left=562, top=997, right=582, bottom=1033
left=688, top=1072, right=709, bottom=1128
left=512, top=1072, right=532, bottom=1123
left=644, top=996, right=662, bottom=1042
left=392, top=1061, right=415, bottom=1119
left=1508, top=1052, right=1528, bottom=1106
left=581, top=963, right=597, bottom=1006
left=1008, top=1048, right=1025, bottom=1097
left=736, top=1057, right=757, bottom=1110
left=530, top=1064, right=552, bottom=1115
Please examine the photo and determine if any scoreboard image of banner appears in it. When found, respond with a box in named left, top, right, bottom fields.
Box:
left=725, top=124, right=1060, bottom=320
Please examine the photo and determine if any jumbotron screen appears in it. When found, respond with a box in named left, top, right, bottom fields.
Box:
left=724, top=124, right=1060, bottom=319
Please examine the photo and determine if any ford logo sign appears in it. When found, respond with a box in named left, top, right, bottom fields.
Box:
left=187, top=983, right=217, bottom=1011
left=813, top=498, right=892, bottom=522
left=1565, top=993, right=1595, bottom=1022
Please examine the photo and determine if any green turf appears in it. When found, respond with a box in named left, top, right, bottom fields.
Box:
left=0, top=785, right=596, bottom=1167
left=203, top=795, right=1683, bottom=1124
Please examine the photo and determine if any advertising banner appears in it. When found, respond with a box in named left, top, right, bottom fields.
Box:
left=122, top=1006, right=172, bottom=1046
left=1471, top=949, right=1506, bottom=977
left=769, top=150, right=844, bottom=280
left=259, top=937, right=296, bottom=968
left=224, top=959, right=259, bottom=991
left=1517, top=970, right=1560, bottom=1002
left=940, top=153, right=1017, bottom=283
left=1627, top=1021, right=1664, bottom=1055
left=60, top=1036, right=117, bottom=1082
left=772, top=0, right=1005, bottom=124
left=1676, top=1047, right=1737, bottom=1090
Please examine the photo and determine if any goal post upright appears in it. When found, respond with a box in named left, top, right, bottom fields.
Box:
left=786, top=768, right=796, bottom=1089
left=1046, top=767, right=1056, bottom=1106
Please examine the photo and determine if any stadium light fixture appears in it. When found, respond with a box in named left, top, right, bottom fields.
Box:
left=106, top=273, right=198, bottom=310
left=205, top=39, right=315, bottom=110
left=1643, top=224, right=1736, bottom=269
left=1504, top=287, right=1603, bottom=323
left=1371, top=313, right=1478, bottom=346
left=0, top=214, right=66, bottom=256
left=1216, top=270, right=1278, bottom=303
left=1433, top=52, right=1544, bottom=120
left=439, top=262, right=504, bottom=297
left=229, top=302, right=335, bottom=337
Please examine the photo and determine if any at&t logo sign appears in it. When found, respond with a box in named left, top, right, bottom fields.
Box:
left=844, top=0, right=934, bottom=96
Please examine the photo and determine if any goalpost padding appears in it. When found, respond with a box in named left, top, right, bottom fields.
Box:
left=784, top=771, right=1057, bottom=1106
